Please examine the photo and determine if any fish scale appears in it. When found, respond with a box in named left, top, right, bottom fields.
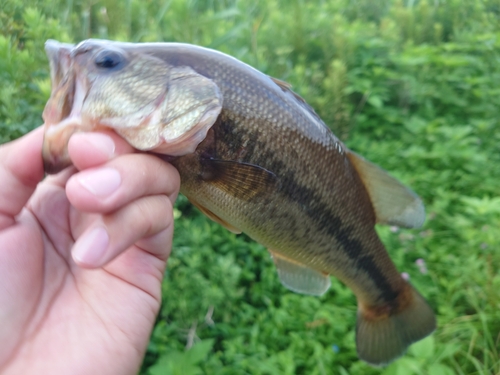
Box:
left=176, top=114, right=400, bottom=302
left=41, top=39, right=436, bottom=365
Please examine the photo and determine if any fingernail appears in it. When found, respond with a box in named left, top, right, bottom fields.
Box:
left=78, top=168, right=121, bottom=197
left=77, top=133, right=115, bottom=158
left=72, top=226, right=109, bottom=267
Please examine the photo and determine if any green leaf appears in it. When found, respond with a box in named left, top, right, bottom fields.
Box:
left=184, top=339, right=215, bottom=364
left=367, top=95, right=383, bottom=108
left=428, top=364, right=456, bottom=375
left=409, top=335, right=434, bottom=359
left=148, top=340, right=214, bottom=375
left=381, top=357, right=421, bottom=375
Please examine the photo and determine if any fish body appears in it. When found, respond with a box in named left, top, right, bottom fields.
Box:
left=41, top=39, right=436, bottom=365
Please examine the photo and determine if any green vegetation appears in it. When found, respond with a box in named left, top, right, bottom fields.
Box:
left=1, top=0, right=499, bottom=373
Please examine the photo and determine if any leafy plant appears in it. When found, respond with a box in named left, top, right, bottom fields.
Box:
left=148, top=339, right=214, bottom=375
left=1, top=0, right=499, bottom=374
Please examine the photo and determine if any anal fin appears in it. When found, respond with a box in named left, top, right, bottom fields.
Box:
left=270, top=251, right=331, bottom=296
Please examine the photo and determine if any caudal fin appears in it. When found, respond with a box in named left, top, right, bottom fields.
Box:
left=356, top=284, right=436, bottom=366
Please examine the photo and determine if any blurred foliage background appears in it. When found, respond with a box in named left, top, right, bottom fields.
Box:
left=1, top=0, right=500, bottom=374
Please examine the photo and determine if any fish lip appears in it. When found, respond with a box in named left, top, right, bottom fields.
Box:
left=42, top=41, right=89, bottom=174
left=42, top=77, right=87, bottom=174
left=45, top=40, right=74, bottom=88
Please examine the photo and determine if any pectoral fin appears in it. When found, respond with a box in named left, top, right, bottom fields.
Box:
left=270, top=251, right=331, bottom=296
left=201, top=159, right=278, bottom=201
left=347, top=151, right=425, bottom=228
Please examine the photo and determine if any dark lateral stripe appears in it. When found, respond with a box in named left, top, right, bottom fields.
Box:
left=216, top=118, right=399, bottom=302
left=264, top=154, right=399, bottom=302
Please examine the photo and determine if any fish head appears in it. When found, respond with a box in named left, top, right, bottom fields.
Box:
left=42, top=39, right=223, bottom=174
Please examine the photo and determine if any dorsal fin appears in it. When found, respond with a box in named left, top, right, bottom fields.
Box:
left=270, top=76, right=293, bottom=90
left=270, top=76, right=307, bottom=104
left=270, top=76, right=309, bottom=106
left=347, top=151, right=425, bottom=228
left=270, top=76, right=324, bottom=124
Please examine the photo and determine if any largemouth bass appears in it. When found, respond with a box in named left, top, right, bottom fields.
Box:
left=41, top=39, right=436, bottom=365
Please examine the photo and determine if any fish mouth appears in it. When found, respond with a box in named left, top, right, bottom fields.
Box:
left=42, top=40, right=88, bottom=174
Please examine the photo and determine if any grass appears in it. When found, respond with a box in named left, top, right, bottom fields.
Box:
left=1, top=0, right=499, bottom=374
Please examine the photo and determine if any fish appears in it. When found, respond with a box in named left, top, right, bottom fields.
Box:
left=41, top=39, right=436, bottom=365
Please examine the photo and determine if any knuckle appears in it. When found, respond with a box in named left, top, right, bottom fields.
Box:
left=135, top=195, right=172, bottom=236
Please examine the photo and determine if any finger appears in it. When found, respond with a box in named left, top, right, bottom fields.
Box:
left=68, top=130, right=136, bottom=170
left=41, top=131, right=129, bottom=188
left=65, top=153, right=180, bottom=212
left=71, top=194, right=174, bottom=268
left=42, top=166, right=78, bottom=189
left=0, top=127, right=44, bottom=229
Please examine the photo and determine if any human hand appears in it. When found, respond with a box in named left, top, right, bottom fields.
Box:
left=0, top=127, right=180, bottom=375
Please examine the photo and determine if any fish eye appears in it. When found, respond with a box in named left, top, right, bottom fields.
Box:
left=94, top=50, right=124, bottom=70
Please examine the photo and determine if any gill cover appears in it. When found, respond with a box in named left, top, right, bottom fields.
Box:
left=42, top=40, right=223, bottom=174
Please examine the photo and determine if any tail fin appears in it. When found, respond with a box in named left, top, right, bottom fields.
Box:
left=356, top=284, right=436, bottom=366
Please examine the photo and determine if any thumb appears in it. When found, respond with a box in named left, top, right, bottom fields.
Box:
left=0, top=127, right=44, bottom=229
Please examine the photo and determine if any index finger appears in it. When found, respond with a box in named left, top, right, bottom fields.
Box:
left=68, top=130, right=137, bottom=171
left=0, top=127, right=44, bottom=229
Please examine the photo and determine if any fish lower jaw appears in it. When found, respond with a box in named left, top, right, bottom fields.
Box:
left=42, top=116, right=91, bottom=174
